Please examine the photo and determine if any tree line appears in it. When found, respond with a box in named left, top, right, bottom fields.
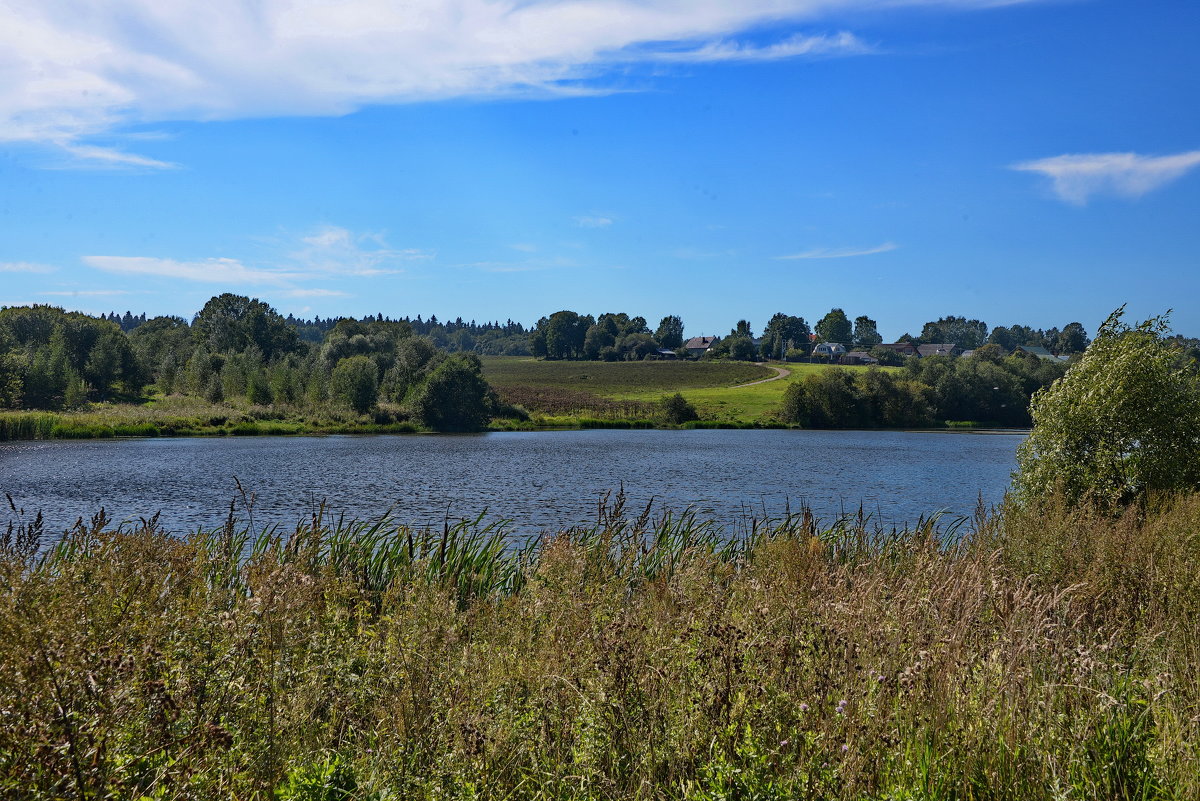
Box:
left=523, top=307, right=1107, bottom=363
left=0, top=295, right=505, bottom=431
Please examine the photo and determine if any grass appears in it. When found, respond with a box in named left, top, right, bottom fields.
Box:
left=611, top=362, right=887, bottom=423
left=1, top=489, right=1197, bottom=799
left=480, top=356, right=774, bottom=395
left=0, top=395, right=421, bottom=441
left=482, top=357, right=890, bottom=425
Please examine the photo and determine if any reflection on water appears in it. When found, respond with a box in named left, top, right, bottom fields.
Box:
left=1, top=429, right=1023, bottom=535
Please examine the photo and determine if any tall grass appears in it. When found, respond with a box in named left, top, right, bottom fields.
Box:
left=0, top=491, right=1196, bottom=799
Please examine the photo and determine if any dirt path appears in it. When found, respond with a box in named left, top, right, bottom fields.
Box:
left=731, top=364, right=790, bottom=388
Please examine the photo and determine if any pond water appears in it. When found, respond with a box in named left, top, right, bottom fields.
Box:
left=0, top=429, right=1025, bottom=536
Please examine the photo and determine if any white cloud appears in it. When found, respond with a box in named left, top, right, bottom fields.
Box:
left=1011, top=150, right=1200, bottom=205
left=0, top=0, right=1036, bottom=164
left=574, top=215, right=613, bottom=228
left=286, top=288, right=350, bottom=298
left=650, top=32, right=869, bottom=62
left=82, top=225, right=427, bottom=293
left=42, top=289, right=129, bottom=296
left=291, top=225, right=431, bottom=276
left=83, top=256, right=302, bottom=285
left=775, top=242, right=898, bottom=259
left=0, top=261, right=56, bottom=273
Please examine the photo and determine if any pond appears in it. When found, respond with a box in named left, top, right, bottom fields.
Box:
left=0, top=429, right=1025, bottom=536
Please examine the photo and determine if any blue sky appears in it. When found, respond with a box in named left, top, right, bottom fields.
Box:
left=2, top=0, right=1198, bottom=341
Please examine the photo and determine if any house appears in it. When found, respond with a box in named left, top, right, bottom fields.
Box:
left=841, top=351, right=878, bottom=365
left=1012, top=345, right=1058, bottom=360
left=917, top=343, right=959, bottom=358
left=875, top=342, right=918, bottom=357
left=684, top=336, right=719, bottom=358
left=812, top=342, right=847, bottom=360
left=654, top=348, right=679, bottom=360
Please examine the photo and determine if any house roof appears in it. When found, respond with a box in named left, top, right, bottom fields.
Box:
left=1014, top=345, right=1055, bottom=358
left=684, top=336, right=717, bottom=349
left=917, top=343, right=958, bottom=357
left=876, top=342, right=917, bottom=353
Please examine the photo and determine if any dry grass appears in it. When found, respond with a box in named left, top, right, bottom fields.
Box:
left=0, top=492, right=1196, bottom=799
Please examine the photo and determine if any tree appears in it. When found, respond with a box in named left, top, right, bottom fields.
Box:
left=540, top=311, right=591, bottom=360
left=853, top=315, right=883, bottom=348
left=654, top=315, right=685, bottom=349
left=411, top=354, right=494, bottom=431
left=1014, top=309, right=1200, bottom=505
left=331, top=355, right=379, bottom=414
left=761, top=313, right=810, bottom=360
left=814, top=309, right=852, bottom=345
left=1054, top=322, right=1090, bottom=354
left=921, top=316, right=988, bottom=349
left=193, top=294, right=300, bottom=360
left=726, top=337, right=757, bottom=361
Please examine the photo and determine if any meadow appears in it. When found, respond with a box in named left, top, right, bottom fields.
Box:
left=1, top=490, right=1196, bottom=799
left=0, top=395, right=419, bottom=441
left=483, top=357, right=883, bottom=424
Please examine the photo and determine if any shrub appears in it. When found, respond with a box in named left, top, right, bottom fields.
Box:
left=1014, top=308, right=1200, bottom=505
left=660, top=392, right=699, bottom=424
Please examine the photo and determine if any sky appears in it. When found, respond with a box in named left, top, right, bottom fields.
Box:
left=1, top=0, right=1198, bottom=341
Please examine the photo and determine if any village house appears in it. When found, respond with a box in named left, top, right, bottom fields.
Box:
left=684, top=335, right=719, bottom=358
left=841, top=350, right=878, bottom=365
left=875, top=342, right=919, bottom=357
left=812, top=342, right=847, bottom=360
left=917, top=343, right=960, bottom=358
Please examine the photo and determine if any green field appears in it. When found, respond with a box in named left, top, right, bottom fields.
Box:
left=482, top=357, right=884, bottom=424
left=481, top=357, right=773, bottom=393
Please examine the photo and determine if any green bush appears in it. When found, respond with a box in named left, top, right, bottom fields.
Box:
left=660, top=392, right=699, bottom=424
left=1014, top=309, right=1200, bottom=505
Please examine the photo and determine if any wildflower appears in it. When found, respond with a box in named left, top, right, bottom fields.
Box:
left=841, top=744, right=849, bottom=753
left=799, top=703, right=809, bottom=712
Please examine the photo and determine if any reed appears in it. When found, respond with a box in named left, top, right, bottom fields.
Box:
left=0, top=490, right=1195, bottom=800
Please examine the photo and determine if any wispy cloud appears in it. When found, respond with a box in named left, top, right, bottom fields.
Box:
left=83, top=256, right=302, bottom=286
left=42, top=289, right=129, bottom=296
left=649, top=32, right=870, bottom=62
left=286, top=288, right=350, bottom=298
left=82, top=226, right=427, bottom=293
left=0, top=0, right=1036, bottom=165
left=291, top=225, right=432, bottom=277
left=775, top=242, right=898, bottom=260
left=1011, top=150, right=1200, bottom=205
left=574, top=215, right=613, bottom=228
left=1, top=261, right=56, bottom=273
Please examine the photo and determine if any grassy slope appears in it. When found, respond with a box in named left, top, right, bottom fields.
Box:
left=481, top=357, right=773, bottom=394
left=483, top=359, right=888, bottom=424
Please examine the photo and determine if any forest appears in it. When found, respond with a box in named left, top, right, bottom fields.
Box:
left=0, top=295, right=503, bottom=432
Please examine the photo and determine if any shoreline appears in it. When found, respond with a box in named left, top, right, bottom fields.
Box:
left=0, top=407, right=1028, bottom=442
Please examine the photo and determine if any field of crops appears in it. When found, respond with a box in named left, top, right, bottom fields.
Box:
left=481, top=357, right=773, bottom=394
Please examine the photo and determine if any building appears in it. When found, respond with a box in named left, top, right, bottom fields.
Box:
left=684, top=336, right=719, bottom=358
left=841, top=351, right=879, bottom=365
left=917, top=343, right=960, bottom=358
left=812, top=342, right=847, bottom=360
left=875, top=342, right=918, bottom=357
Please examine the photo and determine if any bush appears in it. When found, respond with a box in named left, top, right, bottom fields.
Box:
left=1014, top=309, right=1200, bottom=505
left=410, top=354, right=494, bottom=431
left=660, top=392, right=699, bottom=424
